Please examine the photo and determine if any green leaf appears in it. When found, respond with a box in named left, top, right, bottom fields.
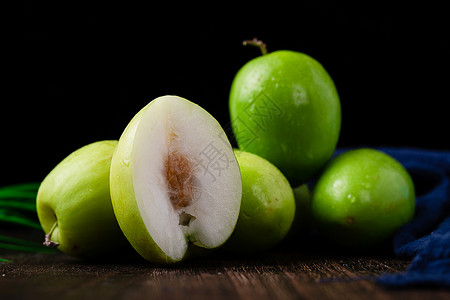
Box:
left=0, top=210, right=42, bottom=229
left=0, top=190, right=37, bottom=200
left=0, top=182, right=40, bottom=192
left=0, top=242, right=56, bottom=254
left=0, top=200, right=36, bottom=211
left=0, top=235, right=43, bottom=247
left=0, top=182, right=39, bottom=200
left=0, top=234, right=58, bottom=254
left=0, top=183, right=56, bottom=257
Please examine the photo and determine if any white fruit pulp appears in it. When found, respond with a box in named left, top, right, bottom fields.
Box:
left=132, top=96, right=242, bottom=261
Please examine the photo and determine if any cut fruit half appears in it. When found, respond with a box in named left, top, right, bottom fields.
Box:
left=110, top=95, right=242, bottom=263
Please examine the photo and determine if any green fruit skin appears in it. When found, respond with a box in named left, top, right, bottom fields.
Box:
left=37, top=140, right=128, bottom=258
left=311, top=148, right=416, bottom=248
left=229, top=50, right=341, bottom=186
left=109, top=101, right=175, bottom=264
left=223, top=150, right=295, bottom=253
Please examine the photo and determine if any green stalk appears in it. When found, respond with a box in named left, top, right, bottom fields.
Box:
left=43, top=221, right=59, bottom=247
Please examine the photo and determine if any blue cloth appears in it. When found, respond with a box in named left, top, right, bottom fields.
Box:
left=368, top=148, right=450, bottom=288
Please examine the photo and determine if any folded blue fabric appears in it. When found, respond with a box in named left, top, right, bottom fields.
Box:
left=369, top=148, right=450, bottom=288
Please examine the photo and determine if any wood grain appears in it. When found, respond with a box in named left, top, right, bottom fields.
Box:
left=1, top=247, right=449, bottom=300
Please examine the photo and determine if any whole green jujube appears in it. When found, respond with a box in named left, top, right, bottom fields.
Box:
left=229, top=50, right=341, bottom=186
left=311, top=148, right=415, bottom=248
left=223, top=150, right=295, bottom=253
left=36, top=140, right=128, bottom=258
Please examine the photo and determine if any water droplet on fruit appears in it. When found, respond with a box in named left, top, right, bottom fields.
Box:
left=292, top=84, right=308, bottom=106
left=333, top=179, right=343, bottom=190
left=347, top=194, right=356, bottom=203
left=361, top=182, right=372, bottom=189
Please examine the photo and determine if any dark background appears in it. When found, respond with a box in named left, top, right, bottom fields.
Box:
left=10, top=2, right=449, bottom=185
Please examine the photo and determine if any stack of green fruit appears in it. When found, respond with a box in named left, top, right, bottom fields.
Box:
left=36, top=96, right=243, bottom=263
left=228, top=39, right=415, bottom=250
left=32, top=40, right=415, bottom=264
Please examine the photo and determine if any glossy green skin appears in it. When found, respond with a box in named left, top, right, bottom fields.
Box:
left=110, top=100, right=173, bottom=264
left=311, top=148, right=415, bottom=248
left=37, top=141, right=128, bottom=258
left=223, top=150, right=295, bottom=253
left=229, top=50, right=341, bottom=186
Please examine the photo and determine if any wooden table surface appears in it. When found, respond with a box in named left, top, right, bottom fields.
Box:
left=1, top=241, right=449, bottom=300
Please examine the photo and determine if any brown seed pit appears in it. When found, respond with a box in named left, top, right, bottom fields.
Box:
left=165, top=151, right=193, bottom=209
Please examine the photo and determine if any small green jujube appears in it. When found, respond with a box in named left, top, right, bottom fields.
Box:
left=222, top=150, right=295, bottom=253
left=311, top=148, right=416, bottom=248
left=36, top=140, right=128, bottom=258
left=229, top=50, right=341, bottom=186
